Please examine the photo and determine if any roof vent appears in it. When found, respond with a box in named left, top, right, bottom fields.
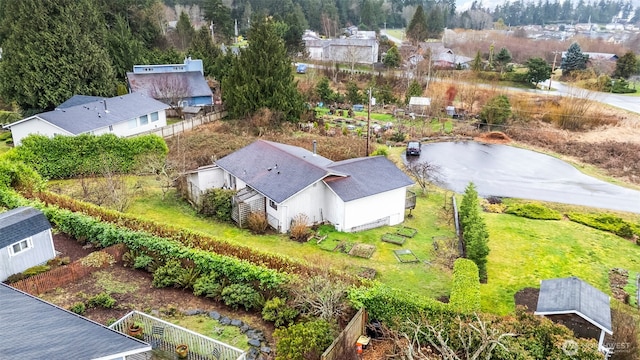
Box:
left=313, top=140, right=317, bottom=156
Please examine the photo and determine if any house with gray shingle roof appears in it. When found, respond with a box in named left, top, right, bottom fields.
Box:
left=3, top=92, right=168, bottom=146
left=0, top=207, right=55, bottom=281
left=535, top=276, right=613, bottom=356
left=0, top=282, right=151, bottom=359
left=126, top=57, right=214, bottom=108
left=186, top=140, right=414, bottom=233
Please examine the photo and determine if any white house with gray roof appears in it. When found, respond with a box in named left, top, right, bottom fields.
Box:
left=186, top=140, right=414, bottom=233
left=4, top=92, right=168, bottom=146
left=535, top=276, right=613, bottom=356
left=0, top=207, right=55, bottom=282
left=0, top=282, right=151, bottom=359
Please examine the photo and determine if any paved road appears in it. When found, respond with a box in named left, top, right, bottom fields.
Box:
left=380, top=30, right=403, bottom=45
left=539, top=80, right=640, bottom=114
left=412, top=141, right=640, bottom=214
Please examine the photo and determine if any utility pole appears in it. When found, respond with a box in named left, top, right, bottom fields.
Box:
left=366, top=87, right=372, bottom=157
left=549, top=51, right=560, bottom=90
left=210, top=21, right=215, bottom=43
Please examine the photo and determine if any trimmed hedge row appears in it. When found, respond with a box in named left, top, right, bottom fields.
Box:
left=505, top=202, right=562, bottom=220
left=0, top=187, right=289, bottom=292
left=14, top=133, right=168, bottom=179
left=33, top=190, right=360, bottom=285
left=449, top=258, right=480, bottom=313
left=567, top=212, right=640, bottom=239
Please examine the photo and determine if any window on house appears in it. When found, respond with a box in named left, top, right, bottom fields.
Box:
left=229, top=176, right=236, bottom=190
left=9, top=238, right=32, bottom=256
left=269, top=200, right=278, bottom=210
left=128, top=118, right=138, bottom=129
left=150, top=112, right=159, bottom=122
left=140, top=115, right=149, bottom=125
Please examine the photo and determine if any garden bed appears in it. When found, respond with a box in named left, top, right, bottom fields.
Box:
left=393, top=249, right=419, bottom=263
left=348, top=244, right=376, bottom=259
left=395, top=226, right=417, bottom=238
left=382, top=233, right=407, bottom=245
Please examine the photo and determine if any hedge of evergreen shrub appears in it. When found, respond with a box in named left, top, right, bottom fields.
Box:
left=14, top=133, right=168, bottom=179
left=449, top=258, right=480, bottom=313
left=505, top=202, right=562, bottom=220
left=199, top=188, right=235, bottom=222
left=273, top=319, right=337, bottom=360
left=567, top=212, right=640, bottom=239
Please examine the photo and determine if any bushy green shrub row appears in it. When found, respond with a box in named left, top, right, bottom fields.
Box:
left=449, top=259, right=480, bottom=313
left=567, top=212, right=640, bottom=239
left=505, top=202, right=562, bottom=220
left=0, top=157, right=43, bottom=190
left=459, top=183, right=490, bottom=282
left=14, top=133, right=168, bottom=179
left=273, top=319, right=337, bottom=360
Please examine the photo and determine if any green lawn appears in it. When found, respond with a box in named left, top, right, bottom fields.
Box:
left=482, top=213, right=640, bottom=315
left=384, top=29, right=405, bottom=40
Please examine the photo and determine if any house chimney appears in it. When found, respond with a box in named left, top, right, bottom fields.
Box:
left=312, top=140, right=317, bottom=156
left=103, top=100, right=108, bottom=113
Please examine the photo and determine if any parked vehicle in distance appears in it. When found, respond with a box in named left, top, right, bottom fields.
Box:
left=406, top=141, right=421, bottom=156
left=296, top=63, right=307, bottom=74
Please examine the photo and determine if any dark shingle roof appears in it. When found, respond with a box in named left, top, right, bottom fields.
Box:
left=535, top=276, right=612, bottom=334
left=8, top=92, right=168, bottom=135
left=57, top=95, right=106, bottom=109
left=325, top=156, right=414, bottom=201
left=0, top=207, right=51, bottom=249
left=215, top=140, right=413, bottom=204
left=126, top=71, right=213, bottom=99
left=215, top=140, right=336, bottom=203
left=0, top=283, right=150, bottom=359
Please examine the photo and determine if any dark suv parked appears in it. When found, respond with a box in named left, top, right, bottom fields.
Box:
left=406, top=141, right=421, bottom=156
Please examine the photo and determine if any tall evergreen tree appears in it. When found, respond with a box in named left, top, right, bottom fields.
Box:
left=471, top=51, right=483, bottom=72
left=406, top=5, right=428, bottom=44
left=222, top=15, right=304, bottom=122
left=405, top=79, right=423, bottom=104
left=188, top=27, right=224, bottom=79
left=203, top=0, right=234, bottom=40
left=0, top=0, right=116, bottom=111
left=612, top=51, right=638, bottom=79
left=525, top=57, right=552, bottom=88
left=560, top=42, right=588, bottom=77
left=176, top=11, right=196, bottom=50
left=495, top=47, right=512, bottom=74
left=106, top=15, right=147, bottom=81
left=459, top=182, right=489, bottom=282
left=426, top=6, right=445, bottom=39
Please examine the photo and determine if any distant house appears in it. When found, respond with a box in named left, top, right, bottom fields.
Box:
left=0, top=207, right=55, bottom=282
left=408, top=97, right=431, bottom=116
left=4, top=92, right=168, bottom=146
left=303, top=29, right=379, bottom=65
left=0, top=283, right=151, bottom=359
left=535, top=276, right=613, bottom=356
left=126, top=57, right=213, bottom=108
left=186, top=140, right=415, bottom=233
left=561, top=51, right=618, bottom=62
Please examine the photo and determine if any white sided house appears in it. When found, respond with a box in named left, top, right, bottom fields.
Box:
left=0, top=207, right=56, bottom=282
left=186, top=140, right=415, bottom=233
left=4, top=92, right=168, bottom=146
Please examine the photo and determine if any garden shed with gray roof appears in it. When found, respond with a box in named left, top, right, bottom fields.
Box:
left=535, top=276, right=613, bottom=355
left=0, top=283, right=151, bottom=359
left=186, top=140, right=415, bottom=233
left=0, top=206, right=56, bottom=282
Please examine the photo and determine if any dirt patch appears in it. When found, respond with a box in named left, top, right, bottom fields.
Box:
left=53, top=232, right=95, bottom=262
left=474, top=131, right=512, bottom=144
left=514, top=287, right=540, bottom=313
left=609, top=268, right=630, bottom=304
left=40, top=234, right=275, bottom=343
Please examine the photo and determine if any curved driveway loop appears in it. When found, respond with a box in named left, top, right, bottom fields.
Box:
left=414, top=141, right=640, bottom=214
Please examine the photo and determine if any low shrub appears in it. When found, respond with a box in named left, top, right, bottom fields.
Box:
left=221, top=283, right=264, bottom=311
left=152, top=259, right=186, bottom=288
left=273, top=319, right=337, bottom=360
left=69, top=302, right=86, bottom=315
left=449, top=259, right=480, bottom=313
left=47, top=256, right=71, bottom=267
left=505, top=203, right=562, bottom=220
left=5, top=273, right=26, bottom=283
left=87, top=292, right=116, bottom=308
left=199, top=188, right=235, bottom=222
left=289, top=214, right=311, bottom=242
left=567, top=212, right=640, bottom=238
left=80, top=252, right=115, bottom=268
left=246, top=211, right=269, bottom=234
left=175, top=267, right=201, bottom=289
left=193, top=272, right=224, bottom=300
left=133, top=254, right=156, bottom=271
left=22, top=264, right=50, bottom=277
left=262, top=297, right=299, bottom=328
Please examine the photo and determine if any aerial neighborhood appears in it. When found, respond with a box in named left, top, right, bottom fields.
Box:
left=1, top=0, right=640, bottom=359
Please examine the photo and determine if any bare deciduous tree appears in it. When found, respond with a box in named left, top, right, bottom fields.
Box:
left=291, top=275, right=350, bottom=322
left=404, top=160, right=443, bottom=196
left=150, top=74, right=192, bottom=110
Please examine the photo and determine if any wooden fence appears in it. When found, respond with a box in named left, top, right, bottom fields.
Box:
left=135, top=110, right=227, bottom=139
left=321, top=307, right=367, bottom=360
left=9, top=245, right=126, bottom=295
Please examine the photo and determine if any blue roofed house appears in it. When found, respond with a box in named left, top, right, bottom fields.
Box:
left=0, top=282, right=151, bottom=359
left=126, top=57, right=214, bottom=109
left=3, top=92, right=168, bottom=146
left=186, top=140, right=415, bottom=233
left=0, top=207, right=56, bottom=282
